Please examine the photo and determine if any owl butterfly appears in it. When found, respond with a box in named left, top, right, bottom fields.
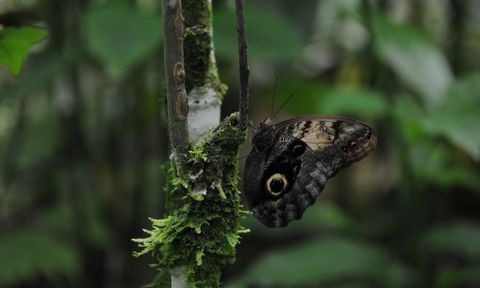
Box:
left=243, top=117, right=377, bottom=228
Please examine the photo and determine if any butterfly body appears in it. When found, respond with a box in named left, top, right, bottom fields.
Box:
left=243, top=117, right=377, bottom=228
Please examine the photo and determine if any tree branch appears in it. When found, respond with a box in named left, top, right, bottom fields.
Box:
left=163, top=0, right=189, bottom=170
left=236, top=0, right=250, bottom=129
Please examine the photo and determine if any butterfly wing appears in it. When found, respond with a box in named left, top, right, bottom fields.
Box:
left=275, top=116, right=375, bottom=152
left=244, top=117, right=376, bottom=228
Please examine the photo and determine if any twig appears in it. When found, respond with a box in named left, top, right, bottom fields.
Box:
left=163, top=0, right=189, bottom=170
left=236, top=0, right=250, bottom=128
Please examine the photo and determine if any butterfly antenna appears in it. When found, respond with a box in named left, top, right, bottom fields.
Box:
left=270, top=75, right=279, bottom=118
left=272, top=92, right=296, bottom=119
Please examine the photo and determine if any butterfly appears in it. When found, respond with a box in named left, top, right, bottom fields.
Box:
left=243, top=116, right=377, bottom=228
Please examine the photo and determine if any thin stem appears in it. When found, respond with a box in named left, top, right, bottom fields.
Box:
left=236, top=0, right=250, bottom=129
left=163, top=1, right=189, bottom=286
left=163, top=0, right=189, bottom=170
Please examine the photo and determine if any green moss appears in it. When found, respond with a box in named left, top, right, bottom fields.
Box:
left=184, top=28, right=211, bottom=92
left=182, top=0, right=226, bottom=101
left=183, top=0, right=210, bottom=28
left=134, top=113, right=249, bottom=288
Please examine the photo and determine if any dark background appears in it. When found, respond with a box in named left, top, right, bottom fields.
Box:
left=1, top=0, right=480, bottom=287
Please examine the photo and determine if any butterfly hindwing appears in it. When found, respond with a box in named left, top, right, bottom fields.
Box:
left=244, top=117, right=376, bottom=228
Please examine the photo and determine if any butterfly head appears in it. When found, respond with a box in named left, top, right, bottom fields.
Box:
left=250, top=118, right=275, bottom=152
left=257, top=118, right=274, bottom=129
left=336, top=122, right=377, bottom=164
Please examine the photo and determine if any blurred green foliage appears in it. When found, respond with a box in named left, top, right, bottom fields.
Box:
left=84, top=2, right=163, bottom=78
left=232, top=237, right=413, bottom=287
left=0, top=27, right=47, bottom=75
left=1, top=0, right=480, bottom=287
left=0, top=228, right=80, bottom=286
left=372, top=13, right=453, bottom=106
left=214, top=4, right=302, bottom=61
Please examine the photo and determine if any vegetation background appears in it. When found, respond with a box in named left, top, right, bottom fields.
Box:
left=1, top=0, right=480, bottom=287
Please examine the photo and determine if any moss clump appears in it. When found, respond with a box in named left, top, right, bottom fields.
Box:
left=183, top=0, right=211, bottom=92
left=182, top=0, right=226, bottom=100
left=183, top=0, right=210, bottom=28
left=134, top=113, right=249, bottom=288
left=184, top=27, right=211, bottom=92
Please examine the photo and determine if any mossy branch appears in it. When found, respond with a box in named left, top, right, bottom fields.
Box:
left=134, top=0, right=250, bottom=286
left=133, top=113, right=249, bottom=287
left=183, top=0, right=225, bottom=95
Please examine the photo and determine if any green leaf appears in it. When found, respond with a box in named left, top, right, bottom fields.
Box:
left=372, top=14, right=453, bottom=106
left=319, top=86, right=389, bottom=118
left=230, top=237, right=413, bottom=287
left=422, top=221, right=480, bottom=259
left=269, top=78, right=387, bottom=119
left=395, top=73, right=480, bottom=161
left=214, top=4, right=302, bottom=61
left=84, top=3, right=163, bottom=78
left=421, top=73, right=480, bottom=160
left=266, top=79, right=389, bottom=119
left=273, top=77, right=330, bottom=115
left=408, top=141, right=480, bottom=191
left=422, top=113, right=480, bottom=160
left=0, top=26, right=48, bottom=76
left=0, top=230, right=80, bottom=286
left=394, top=93, right=480, bottom=188
left=393, top=95, right=428, bottom=143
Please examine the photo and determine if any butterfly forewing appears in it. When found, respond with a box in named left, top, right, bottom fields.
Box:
left=274, top=117, right=373, bottom=151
